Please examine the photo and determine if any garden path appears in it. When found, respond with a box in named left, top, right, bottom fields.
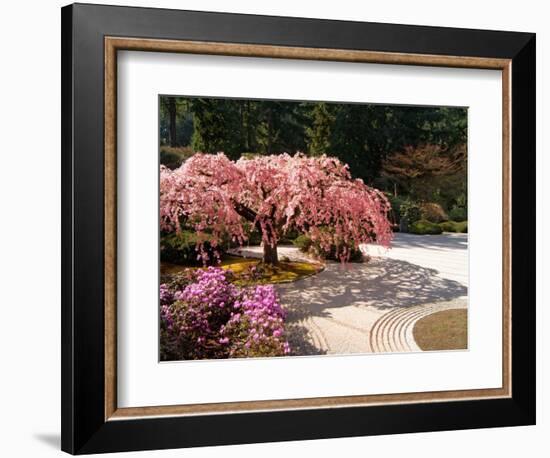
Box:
left=232, top=233, right=468, bottom=355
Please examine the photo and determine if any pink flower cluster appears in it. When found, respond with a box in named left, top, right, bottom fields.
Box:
left=160, top=267, right=290, bottom=360
left=223, top=284, right=290, bottom=357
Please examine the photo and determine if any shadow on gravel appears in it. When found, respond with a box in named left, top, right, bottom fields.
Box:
left=285, top=320, right=328, bottom=356
left=277, top=257, right=467, bottom=317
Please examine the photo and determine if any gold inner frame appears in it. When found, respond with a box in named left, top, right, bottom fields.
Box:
left=104, top=37, right=512, bottom=421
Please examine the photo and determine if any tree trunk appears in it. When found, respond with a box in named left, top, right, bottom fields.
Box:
left=239, top=104, right=245, bottom=152
left=168, top=98, right=177, bottom=147
left=266, top=108, right=272, bottom=154
left=246, top=101, right=253, bottom=151
left=262, top=241, right=278, bottom=264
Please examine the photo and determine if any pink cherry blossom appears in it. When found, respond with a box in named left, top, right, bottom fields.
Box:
left=160, top=152, right=392, bottom=263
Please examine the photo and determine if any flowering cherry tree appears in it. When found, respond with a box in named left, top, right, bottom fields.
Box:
left=160, top=153, right=393, bottom=264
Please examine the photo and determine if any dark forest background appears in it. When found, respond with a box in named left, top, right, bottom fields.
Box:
left=159, top=96, right=468, bottom=223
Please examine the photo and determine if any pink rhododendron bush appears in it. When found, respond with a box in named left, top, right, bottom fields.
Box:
left=160, top=267, right=290, bottom=360
left=160, top=153, right=393, bottom=264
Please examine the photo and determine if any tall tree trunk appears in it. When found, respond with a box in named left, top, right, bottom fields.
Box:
left=266, top=108, right=272, bottom=154
left=168, top=98, right=177, bottom=147
left=239, top=103, right=245, bottom=152
left=262, top=241, right=278, bottom=264
left=246, top=100, right=253, bottom=151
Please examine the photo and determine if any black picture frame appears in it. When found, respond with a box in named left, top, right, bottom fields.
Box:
left=61, top=3, right=536, bottom=454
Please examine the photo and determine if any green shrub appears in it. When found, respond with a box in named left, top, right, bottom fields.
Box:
left=397, top=200, right=422, bottom=232
left=400, top=201, right=422, bottom=225
left=293, top=234, right=313, bottom=252
left=236, top=225, right=301, bottom=247
left=439, top=220, right=468, bottom=233
left=386, top=194, right=406, bottom=225
left=409, top=219, right=443, bottom=235
left=439, top=221, right=458, bottom=232
left=246, top=229, right=263, bottom=246
left=279, top=228, right=301, bottom=244
left=160, top=146, right=195, bottom=169
left=160, top=231, right=221, bottom=265
left=448, top=205, right=467, bottom=222
left=293, top=233, right=363, bottom=262
left=315, top=241, right=364, bottom=262
left=420, top=202, right=448, bottom=223
left=160, top=150, right=183, bottom=169
left=457, top=221, right=468, bottom=233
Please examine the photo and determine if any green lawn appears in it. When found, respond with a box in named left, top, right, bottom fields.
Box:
left=413, top=309, right=468, bottom=351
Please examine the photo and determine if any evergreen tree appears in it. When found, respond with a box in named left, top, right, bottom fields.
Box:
left=306, top=102, right=334, bottom=155
left=158, top=95, right=468, bottom=202
left=191, top=98, right=243, bottom=160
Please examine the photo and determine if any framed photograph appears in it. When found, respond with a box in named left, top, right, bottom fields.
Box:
left=61, top=3, right=536, bottom=454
